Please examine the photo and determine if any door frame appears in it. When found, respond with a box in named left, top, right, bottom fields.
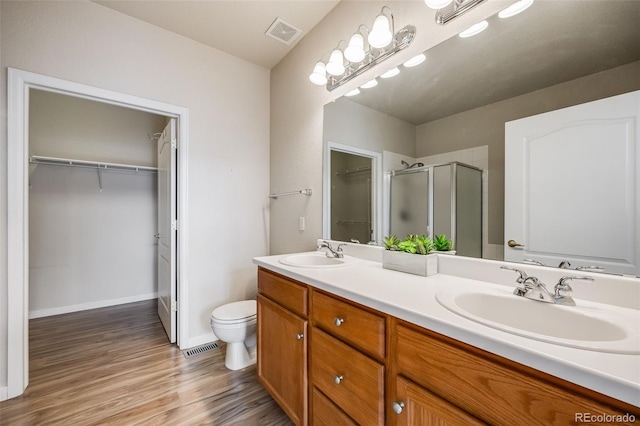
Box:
left=322, top=141, right=382, bottom=245
left=7, top=68, right=190, bottom=399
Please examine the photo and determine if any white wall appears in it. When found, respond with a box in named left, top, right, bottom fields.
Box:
left=1, top=0, right=270, bottom=389
left=28, top=90, right=166, bottom=318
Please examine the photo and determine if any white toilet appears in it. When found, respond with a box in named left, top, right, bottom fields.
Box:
left=210, top=300, right=257, bottom=370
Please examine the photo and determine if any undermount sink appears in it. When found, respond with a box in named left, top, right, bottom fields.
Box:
left=436, top=288, right=640, bottom=354
left=279, top=252, right=357, bottom=268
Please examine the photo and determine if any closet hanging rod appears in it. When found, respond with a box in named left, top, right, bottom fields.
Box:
left=29, top=155, right=158, bottom=173
left=269, top=189, right=312, bottom=199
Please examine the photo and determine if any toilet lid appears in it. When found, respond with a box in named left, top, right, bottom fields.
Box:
left=211, top=300, right=256, bottom=321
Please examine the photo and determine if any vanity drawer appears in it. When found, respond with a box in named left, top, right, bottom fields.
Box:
left=311, top=289, right=385, bottom=360
left=258, top=267, right=308, bottom=317
left=310, top=327, right=384, bottom=426
left=394, top=321, right=636, bottom=425
left=311, top=387, right=357, bottom=426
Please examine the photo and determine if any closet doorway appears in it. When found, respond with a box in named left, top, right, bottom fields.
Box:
left=7, top=68, right=189, bottom=399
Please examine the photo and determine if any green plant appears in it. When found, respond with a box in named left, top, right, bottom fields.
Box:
left=384, top=234, right=433, bottom=255
left=383, top=235, right=401, bottom=250
left=433, top=234, right=453, bottom=251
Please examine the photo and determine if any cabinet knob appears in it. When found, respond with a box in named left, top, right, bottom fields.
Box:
left=392, top=401, right=405, bottom=415
left=333, top=375, right=344, bottom=385
left=295, top=333, right=304, bottom=340
left=333, top=317, right=345, bottom=326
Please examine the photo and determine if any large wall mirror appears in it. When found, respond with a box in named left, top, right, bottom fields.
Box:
left=323, top=1, right=640, bottom=276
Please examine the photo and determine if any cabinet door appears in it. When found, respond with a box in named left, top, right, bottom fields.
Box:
left=391, top=376, right=485, bottom=426
left=257, top=294, right=307, bottom=426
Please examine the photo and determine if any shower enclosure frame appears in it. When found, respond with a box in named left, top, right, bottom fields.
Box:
left=388, top=161, right=483, bottom=256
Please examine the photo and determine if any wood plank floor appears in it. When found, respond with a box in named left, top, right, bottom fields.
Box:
left=0, top=300, right=293, bottom=425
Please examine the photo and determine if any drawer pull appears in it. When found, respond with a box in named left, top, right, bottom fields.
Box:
left=333, top=317, right=345, bottom=326
left=333, top=375, right=344, bottom=385
left=295, top=333, right=304, bottom=340
left=392, top=401, right=405, bottom=414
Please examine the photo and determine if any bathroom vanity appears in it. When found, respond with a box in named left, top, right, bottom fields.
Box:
left=254, top=249, right=640, bottom=425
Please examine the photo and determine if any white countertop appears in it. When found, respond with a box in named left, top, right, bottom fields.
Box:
left=254, top=251, right=640, bottom=407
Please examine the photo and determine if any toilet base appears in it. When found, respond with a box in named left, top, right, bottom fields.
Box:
left=225, top=341, right=256, bottom=370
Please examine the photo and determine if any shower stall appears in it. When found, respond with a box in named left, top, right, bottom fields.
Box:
left=389, top=161, right=483, bottom=258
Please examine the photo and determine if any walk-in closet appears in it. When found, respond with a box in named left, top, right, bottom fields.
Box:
left=28, top=89, right=167, bottom=319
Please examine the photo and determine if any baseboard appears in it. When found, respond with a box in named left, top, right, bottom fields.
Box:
left=187, top=332, right=219, bottom=350
left=0, top=386, right=8, bottom=402
left=28, top=293, right=158, bottom=319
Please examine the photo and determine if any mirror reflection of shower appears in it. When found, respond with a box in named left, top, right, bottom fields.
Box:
left=330, top=150, right=374, bottom=244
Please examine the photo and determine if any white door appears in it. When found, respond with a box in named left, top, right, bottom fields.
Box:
left=505, top=91, right=639, bottom=276
left=157, top=119, right=177, bottom=342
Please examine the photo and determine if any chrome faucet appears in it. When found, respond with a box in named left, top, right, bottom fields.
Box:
left=553, top=276, right=594, bottom=306
left=318, top=240, right=345, bottom=258
left=501, top=266, right=554, bottom=304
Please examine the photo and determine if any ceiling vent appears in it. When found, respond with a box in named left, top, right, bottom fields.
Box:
left=265, top=17, right=302, bottom=45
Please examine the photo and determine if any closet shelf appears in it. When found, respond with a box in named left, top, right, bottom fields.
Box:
left=29, top=155, right=158, bottom=191
left=335, top=165, right=371, bottom=176
left=29, top=155, right=158, bottom=173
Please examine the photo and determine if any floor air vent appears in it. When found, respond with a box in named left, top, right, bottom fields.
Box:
left=183, top=342, right=220, bottom=358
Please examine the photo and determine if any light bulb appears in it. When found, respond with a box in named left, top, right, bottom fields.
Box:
left=403, top=54, right=426, bottom=68
left=326, top=49, right=345, bottom=76
left=368, top=15, right=392, bottom=49
left=424, top=0, right=453, bottom=10
left=499, top=0, right=534, bottom=18
left=344, top=34, right=366, bottom=63
left=380, top=67, right=400, bottom=79
left=309, top=61, right=327, bottom=85
left=360, top=79, right=378, bottom=89
left=459, top=20, right=488, bottom=38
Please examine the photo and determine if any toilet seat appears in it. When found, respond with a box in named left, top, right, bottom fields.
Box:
left=211, top=300, right=256, bottom=325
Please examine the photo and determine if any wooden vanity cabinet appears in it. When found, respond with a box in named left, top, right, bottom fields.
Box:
left=388, top=319, right=640, bottom=426
left=257, top=267, right=638, bottom=426
left=257, top=268, right=308, bottom=426
left=309, top=289, right=387, bottom=426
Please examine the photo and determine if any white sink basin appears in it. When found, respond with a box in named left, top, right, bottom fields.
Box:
left=279, top=252, right=357, bottom=268
left=436, top=288, right=640, bottom=354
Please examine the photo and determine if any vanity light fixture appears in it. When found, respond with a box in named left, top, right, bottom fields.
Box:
left=427, top=0, right=487, bottom=26
left=308, top=6, right=416, bottom=91
left=380, top=67, right=400, bottom=78
left=459, top=20, right=488, bottom=38
left=360, top=79, right=378, bottom=89
left=344, top=27, right=367, bottom=63
left=345, top=88, right=361, bottom=97
left=368, top=10, right=393, bottom=48
left=309, top=61, right=328, bottom=85
left=499, top=0, right=534, bottom=18
left=403, top=54, right=426, bottom=67
left=326, top=48, right=346, bottom=76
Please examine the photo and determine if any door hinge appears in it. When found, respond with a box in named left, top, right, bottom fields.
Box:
left=171, top=219, right=178, bottom=231
left=171, top=138, right=178, bottom=149
left=171, top=301, right=178, bottom=312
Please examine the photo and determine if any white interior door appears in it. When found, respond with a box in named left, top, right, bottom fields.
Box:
left=505, top=91, right=639, bottom=276
left=157, top=119, right=177, bottom=342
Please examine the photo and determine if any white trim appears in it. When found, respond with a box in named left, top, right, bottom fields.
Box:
left=7, top=68, right=190, bottom=399
left=323, top=141, right=383, bottom=245
left=187, top=333, right=220, bottom=350
left=28, top=293, right=158, bottom=319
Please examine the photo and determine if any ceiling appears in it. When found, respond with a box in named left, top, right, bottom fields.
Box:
left=347, top=1, right=640, bottom=125
left=93, top=0, right=340, bottom=69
